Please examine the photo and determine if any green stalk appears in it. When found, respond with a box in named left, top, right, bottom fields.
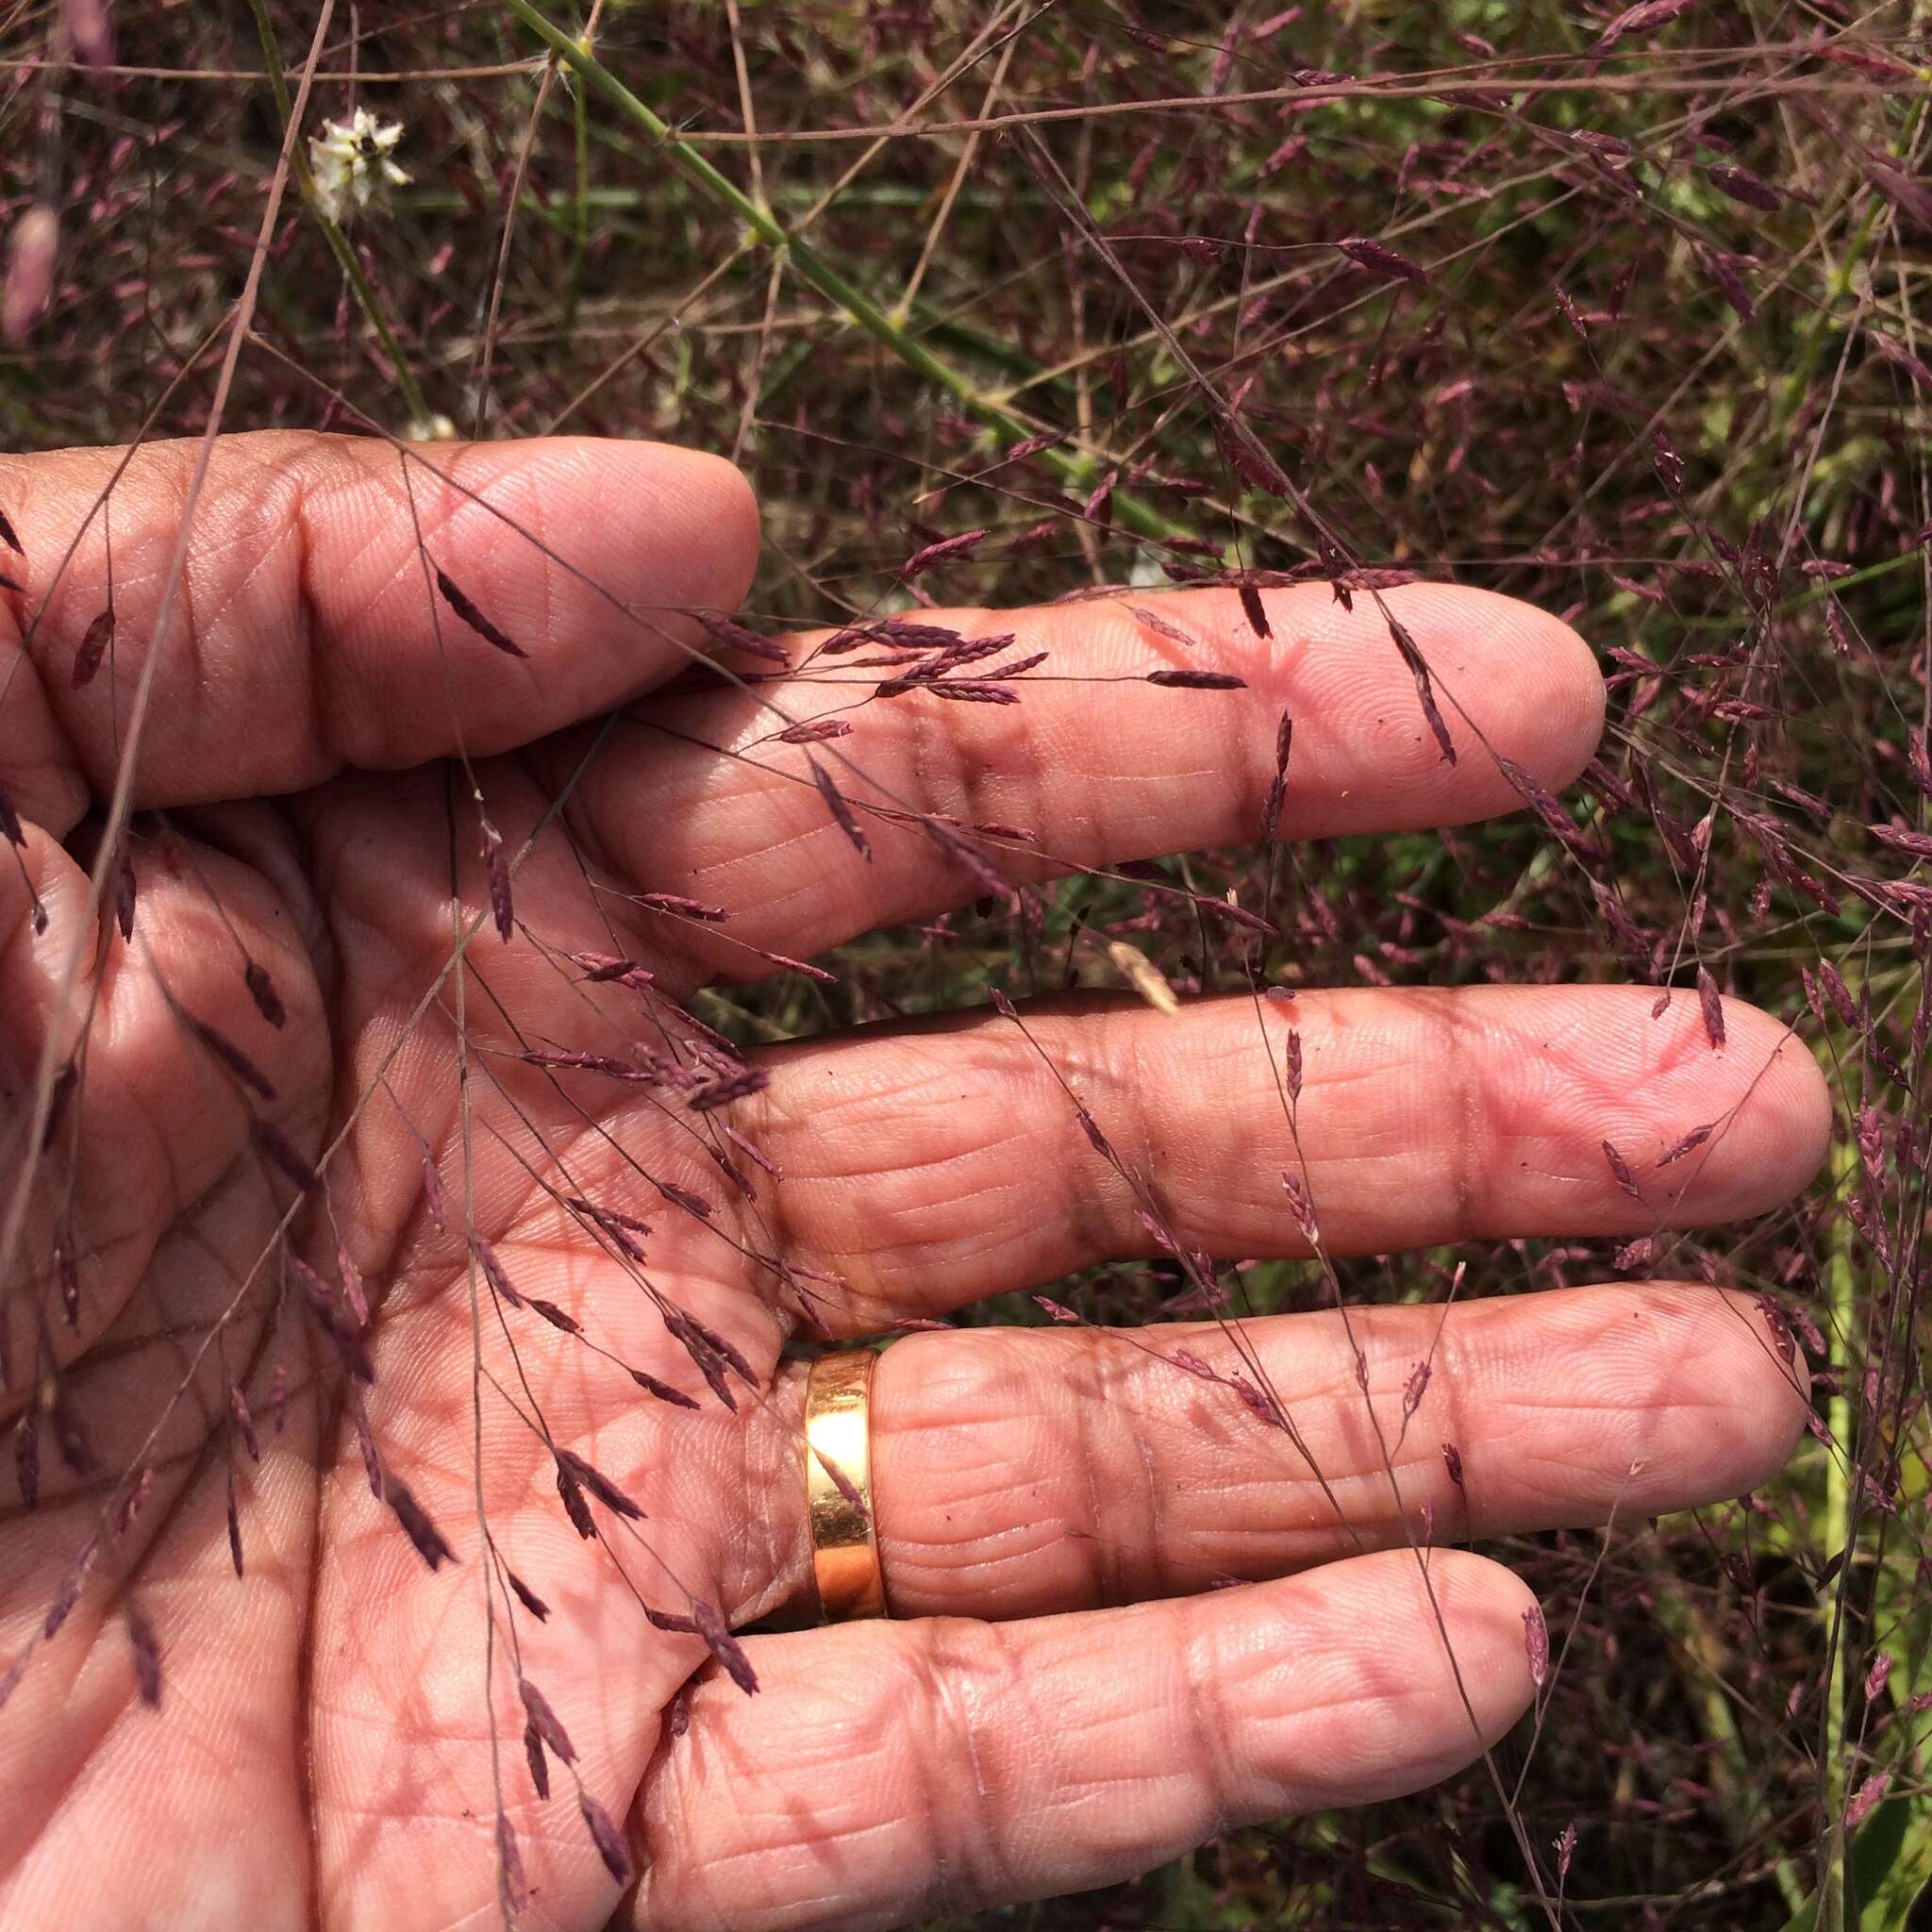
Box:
left=501, top=0, right=1191, bottom=544
left=1654, top=1571, right=1808, bottom=1914
left=1677, top=548, right=1924, bottom=629
left=1772, top=97, right=1926, bottom=441
left=249, top=0, right=433, bottom=430
left=1819, top=1130, right=1859, bottom=1932
left=567, top=50, right=591, bottom=329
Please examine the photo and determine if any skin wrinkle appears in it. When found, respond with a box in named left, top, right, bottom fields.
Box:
left=1010, top=1724, right=1188, bottom=1874
left=1221, top=621, right=1285, bottom=858
left=1042, top=1018, right=1167, bottom=1258
left=393, top=454, right=510, bottom=720
left=874, top=1410, right=1042, bottom=1587
left=308, top=454, right=394, bottom=647
left=1068, top=1325, right=1123, bottom=1607
left=724, top=1370, right=801, bottom=1625
left=160, top=451, right=202, bottom=786
left=967, top=1519, right=1076, bottom=1582
left=1134, top=1427, right=1164, bottom=1595
left=1110, top=1004, right=1173, bottom=1197
left=205, top=455, right=303, bottom=655
left=1434, top=1309, right=1481, bottom=1541
left=717, top=1812, right=902, bottom=1928
left=731, top=1042, right=1077, bottom=1313
left=29, top=446, right=218, bottom=796
left=778, top=1100, right=1005, bottom=1192
left=1083, top=1328, right=1168, bottom=1602
left=1360, top=1293, right=1723, bottom=1524
left=695, top=824, right=833, bottom=952
left=351, top=446, right=534, bottom=746
left=288, top=458, right=337, bottom=777
left=915, top=1617, right=1020, bottom=1917
left=523, top=454, right=557, bottom=708
left=638, top=721, right=815, bottom=878
left=905, top=608, right=1058, bottom=852
left=1174, top=1596, right=1240, bottom=1843
left=857, top=1177, right=1040, bottom=1280
left=725, top=1336, right=804, bottom=1624
left=729, top=1635, right=951, bottom=1925
left=1437, top=987, right=1483, bottom=1241
left=480, top=458, right=575, bottom=721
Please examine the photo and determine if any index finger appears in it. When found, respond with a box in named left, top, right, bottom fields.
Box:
left=550, top=581, right=1605, bottom=989
left=0, top=430, right=758, bottom=832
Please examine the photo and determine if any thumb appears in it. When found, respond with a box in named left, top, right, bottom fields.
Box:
left=0, top=430, right=759, bottom=832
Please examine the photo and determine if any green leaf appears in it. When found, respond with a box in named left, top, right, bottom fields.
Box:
left=1779, top=1790, right=1932, bottom=1932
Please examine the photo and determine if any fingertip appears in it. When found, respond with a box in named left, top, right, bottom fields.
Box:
left=1512, top=596, right=1605, bottom=791
left=1392, top=583, right=1606, bottom=800
left=579, top=436, right=762, bottom=618
left=1758, top=998, right=1833, bottom=1187
left=1260, top=579, right=1606, bottom=838
left=1400, top=1548, right=1541, bottom=1749
left=1541, top=988, right=1830, bottom=1231
left=693, top=444, right=763, bottom=601
left=1531, top=1281, right=1813, bottom=1516
left=1251, top=1550, right=1537, bottom=1807
left=307, top=433, right=767, bottom=772
left=1707, top=995, right=1834, bottom=1213
left=1699, top=1284, right=1816, bottom=1478
left=443, top=434, right=761, bottom=641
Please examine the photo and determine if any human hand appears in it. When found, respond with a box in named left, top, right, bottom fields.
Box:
left=0, top=433, right=1825, bottom=1930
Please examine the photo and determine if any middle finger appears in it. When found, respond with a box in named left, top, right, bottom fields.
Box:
left=709, top=983, right=1830, bottom=1330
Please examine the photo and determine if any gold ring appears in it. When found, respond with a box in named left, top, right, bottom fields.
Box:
left=804, top=1350, right=887, bottom=1622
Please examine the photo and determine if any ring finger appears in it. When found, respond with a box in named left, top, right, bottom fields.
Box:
left=736, top=1279, right=1809, bottom=1624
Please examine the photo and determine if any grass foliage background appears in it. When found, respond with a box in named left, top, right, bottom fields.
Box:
left=5, top=1, right=1932, bottom=1926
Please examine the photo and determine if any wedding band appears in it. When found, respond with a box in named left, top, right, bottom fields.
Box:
left=804, top=1349, right=887, bottom=1622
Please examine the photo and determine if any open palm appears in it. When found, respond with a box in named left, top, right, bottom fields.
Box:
left=0, top=433, right=1825, bottom=1932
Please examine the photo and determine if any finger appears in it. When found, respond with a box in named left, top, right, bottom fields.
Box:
left=737, top=1284, right=1807, bottom=1624
left=715, top=984, right=1829, bottom=1328
left=552, top=581, right=1603, bottom=990
left=0, top=431, right=758, bottom=831
left=629, top=1549, right=1536, bottom=1931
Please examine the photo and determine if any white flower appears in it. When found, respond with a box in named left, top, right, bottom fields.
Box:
left=308, top=108, right=409, bottom=225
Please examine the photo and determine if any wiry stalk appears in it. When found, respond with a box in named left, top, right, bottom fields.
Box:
left=500, top=0, right=1193, bottom=541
